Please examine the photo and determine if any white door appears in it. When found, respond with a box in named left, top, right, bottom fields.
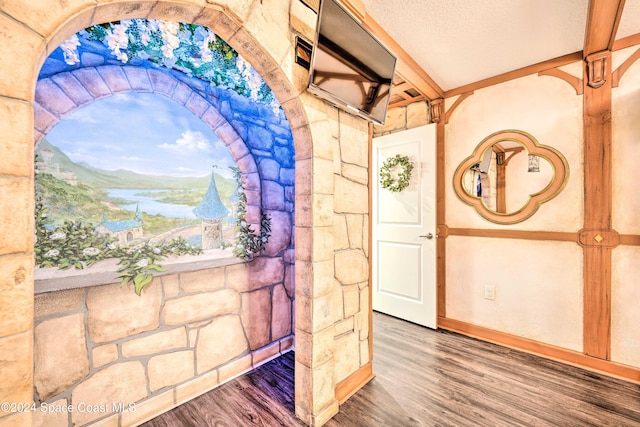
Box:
left=372, top=124, right=437, bottom=328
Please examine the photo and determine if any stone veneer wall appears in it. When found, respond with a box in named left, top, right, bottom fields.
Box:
left=372, top=100, right=430, bottom=137
left=0, top=1, right=374, bottom=426
left=31, top=29, right=296, bottom=427
left=33, top=260, right=293, bottom=426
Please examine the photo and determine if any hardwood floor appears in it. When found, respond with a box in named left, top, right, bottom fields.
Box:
left=144, top=312, right=640, bottom=426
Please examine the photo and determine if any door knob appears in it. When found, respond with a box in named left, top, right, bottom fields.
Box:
left=419, top=233, right=434, bottom=239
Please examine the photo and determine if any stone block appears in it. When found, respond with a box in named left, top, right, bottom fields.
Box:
left=262, top=180, right=285, bottom=210
left=296, top=259, right=333, bottom=299
left=92, top=344, right=118, bottom=369
left=291, top=125, right=313, bottom=161
left=332, top=279, right=344, bottom=323
left=1, top=0, right=93, bottom=39
left=161, top=274, right=180, bottom=298
left=71, top=68, right=111, bottom=98
left=295, top=326, right=334, bottom=368
left=123, top=67, right=152, bottom=91
left=218, top=353, right=252, bottom=384
left=310, top=359, right=336, bottom=413
left=194, top=6, right=243, bottom=42
left=0, top=255, right=33, bottom=338
left=226, top=137, right=250, bottom=159
left=34, top=398, right=68, bottom=427
left=0, top=14, right=45, bottom=101
left=313, top=158, right=334, bottom=195
left=334, top=176, right=368, bottom=214
left=343, top=284, right=360, bottom=318
left=333, top=215, right=349, bottom=250
left=280, top=336, right=294, bottom=352
left=262, top=211, right=292, bottom=256
left=0, top=413, right=33, bottom=427
left=34, top=102, right=56, bottom=135
left=162, top=289, right=240, bottom=325
left=290, top=0, right=317, bottom=40
left=360, top=338, right=370, bottom=365
left=284, top=263, right=294, bottom=298
left=188, top=329, right=198, bottom=348
left=34, top=288, right=84, bottom=318
left=120, top=389, right=175, bottom=427
left=185, top=92, right=210, bottom=117
left=180, top=268, right=225, bottom=293
left=71, top=362, right=147, bottom=426
left=175, top=369, right=219, bottom=406
left=346, top=214, right=365, bottom=250
left=34, top=313, right=89, bottom=401
left=335, top=250, right=368, bottom=285
left=339, top=117, right=369, bottom=167
left=0, top=179, right=34, bottom=257
left=379, top=106, right=407, bottom=134
left=51, top=72, right=94, bottom=106
left=172, top=82, right=192, bottom=104
left=147, top=1, right=204, bottom=22
left=258, top=158, right=280, bottom=181
left=407, top=101, right=429, bottom=128
left=296, top=292, right=334, bottom=334
left=148, top=69, right=177, bottom=96
left=121, top=327, right=188, bottom=358
left=295, top=194, right=312, bottom=228
left=312, top=226, right=334, bottom=262
left=96, top=65, right=131, bottom=92
left=196, top=315, right=248, bottom=374
left=334, top=317, right=354, bottom=337
left=0, top=99, right=32, bottom=177
left=237, top=153, right=259, bottom=174
left=240, top=288, right=272, bottom=350
left=271, top=284, right=292, bottom=340
left=148, top=350, right=195, bottom=392
left=86, top=281, right=162, bottom=343
left=227, top=257, right=284, bottom=292
left=334, top=331, right=360, bottom=383
left=0, top=333, right=33, bottom=417
left=341, top=163, right=368, bottom=185
left=313, top=194, right=334, bottom=227
left=252, top=341, right=280, bottom=367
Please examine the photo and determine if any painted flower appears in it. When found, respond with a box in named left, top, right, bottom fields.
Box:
left=106, top=243, right=116, bottom=250
left=82, top=247, right=100, bottom=256
left=45, top=249, right=60, bottom=258
left=153, top=247, right=161, bottom=254
left=50, top=232, right=66, bottom=240
left=60, top=34, right=81, bottom=65
left=136, top=258, right=149, bottom=268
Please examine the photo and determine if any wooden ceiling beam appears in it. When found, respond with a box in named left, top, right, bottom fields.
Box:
left=338, top=0, right=444, bottom=101
left=583, top=0, right=626, bottom=56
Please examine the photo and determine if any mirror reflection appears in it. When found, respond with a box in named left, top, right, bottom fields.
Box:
left=462, top=141, right=554, bottom=214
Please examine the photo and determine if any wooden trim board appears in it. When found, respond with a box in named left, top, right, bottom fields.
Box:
left=438, top=317, right=640, bottom=384
left=335, top=362, right=375, bottom=404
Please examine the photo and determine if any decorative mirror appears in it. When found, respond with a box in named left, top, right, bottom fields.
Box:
left=453, top=130, right=569, bottom=224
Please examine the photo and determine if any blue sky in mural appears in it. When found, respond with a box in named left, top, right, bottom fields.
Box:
left=45, top=92, right=235, bottom=178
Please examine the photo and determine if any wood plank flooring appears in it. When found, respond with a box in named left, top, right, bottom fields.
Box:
left=143, top=312, right=640, bottom=426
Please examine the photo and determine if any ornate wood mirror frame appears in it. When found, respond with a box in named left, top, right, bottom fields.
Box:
left=453, top=130, right=569, bottom=224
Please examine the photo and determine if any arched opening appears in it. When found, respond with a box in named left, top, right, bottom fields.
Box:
left=27, top=6, right=318, bottom=423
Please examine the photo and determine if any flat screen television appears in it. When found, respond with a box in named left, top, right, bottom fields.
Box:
left=307, top=0, right=397, bottom=125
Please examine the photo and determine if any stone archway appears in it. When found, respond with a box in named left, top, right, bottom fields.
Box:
left=0, top=1, right=345, bottom=427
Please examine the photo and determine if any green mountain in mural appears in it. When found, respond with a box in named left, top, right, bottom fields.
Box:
left=36, top=139, right=236, bottom=195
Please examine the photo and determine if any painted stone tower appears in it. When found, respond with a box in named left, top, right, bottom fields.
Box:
left=193, top=170, right=229, bottom=249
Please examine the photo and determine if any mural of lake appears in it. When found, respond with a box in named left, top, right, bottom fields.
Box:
left=108, top=189, right=198, bottom=219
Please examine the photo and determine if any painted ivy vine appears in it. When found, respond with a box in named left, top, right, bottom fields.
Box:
left=230, top=166, right=271, bottom=261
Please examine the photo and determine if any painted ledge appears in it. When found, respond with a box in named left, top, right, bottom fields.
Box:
left=35, top=250, right=242, bottom=294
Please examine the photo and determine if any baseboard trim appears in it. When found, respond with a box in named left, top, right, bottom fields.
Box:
left=335, top=362, right=375, bottom=404
left=438, top=317, right=640, bottom=384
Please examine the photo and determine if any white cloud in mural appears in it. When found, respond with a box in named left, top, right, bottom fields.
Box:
left=159, top=130, right=212, bottom=153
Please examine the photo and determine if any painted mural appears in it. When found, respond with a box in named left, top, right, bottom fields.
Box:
left=35, top=19, right=275, bottom=294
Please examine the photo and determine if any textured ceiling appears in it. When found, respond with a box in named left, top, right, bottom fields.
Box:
left=359, top=0, right=622, bottom=92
